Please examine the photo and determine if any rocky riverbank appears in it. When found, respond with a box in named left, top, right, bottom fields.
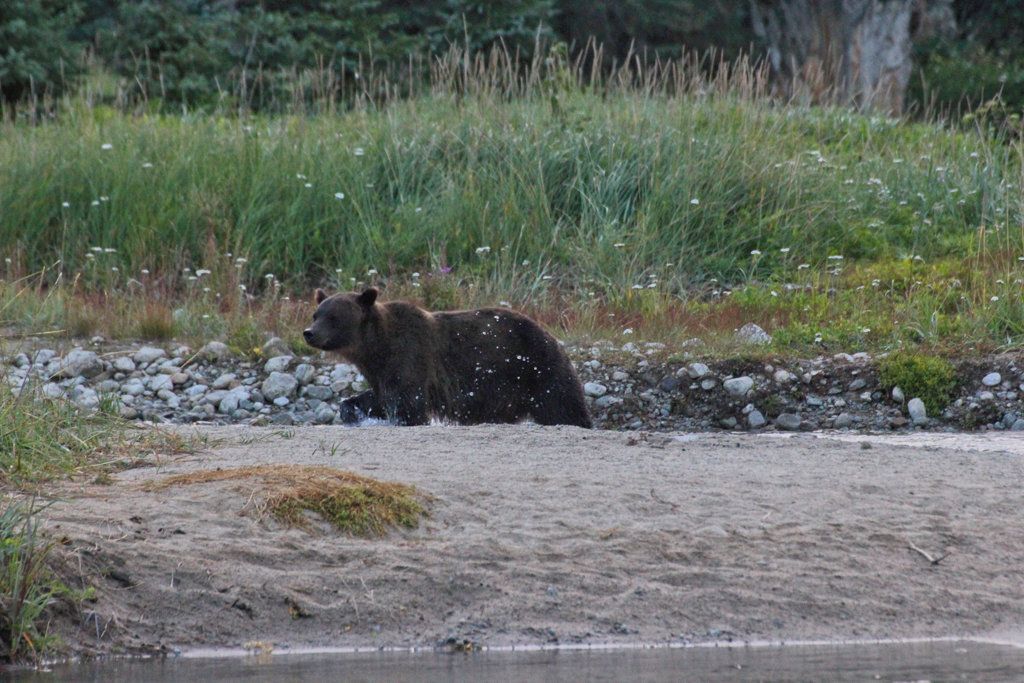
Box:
left=3, top=335, right=1023, bottom=432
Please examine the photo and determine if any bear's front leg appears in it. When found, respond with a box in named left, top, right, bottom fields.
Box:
left=338, top=389, right=380, bottom=424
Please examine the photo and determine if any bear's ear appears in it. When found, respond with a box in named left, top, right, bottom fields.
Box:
left=357, top=287, right=378, bottom=307
left=314, top=288, right=328, bottom=304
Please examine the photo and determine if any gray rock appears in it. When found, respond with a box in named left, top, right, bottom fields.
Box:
left=891, top=386, right=905, bottom=403
left=212, top=373, right=236, bottom=390
left=304, top=385, right=334, bottom=401
left=71, top=386, right=99, bottom=409
left=982, top=372, right=1002, bottom=387
left=747, top=410, right=766, bottom=429
left=700, top=379, right=717, bottom=391
left=203, top=389, right=229, bottom=406
left=149, top=374, right=173, bottom=392
left=848, top=378, right=867, bottom=391
left=200, top=341, right=231, bottom=361
left=272, top=396, right=291, bottom=407
left=134, top=346, right=167, bottom=364
left=32, top=349, right=57, bottom=366
left=41, top=382, right=64, bottom=399
left=806, top=396, right=823, bottom=407
left=262, top=337, right=292, bottom=358
left=834, top=412, right=854, bottom=428
left=171, top=373, right=190, bottom=386
left=594, top=395, right=622, bottom=409
left=978, top=391, right=995, bottom=401
left=1011, top=419, right=1024, bottom=432
left=686, top=363, right=710, bottom=379
left=331, top=363, right=357, bottom=381
left=264, top=355, right=294, bottom=374
left=735, top=323, right=772, bottom=346
left=612, top=371, right=630, bottom=381
left=58, top=349, right=103, bottom=378
left=774, top=413, right=802, bottom=431
left=294, top=363, right=316, bottom=385
left=262, top=372, right=298, bottom=400
left=723, top=376, right=754, bottom=398
left=907, top=398, right=928, bottom=425
left=314, top=403, right=337, bottom=424
left=184, top=384, right=208, bottom=399
left=658, top=376, right=680, bottom=393
left=773, top=369, right=796, bottom=384
left=113, top=356, right=136, bottom=373
left=584, top=382, right=608, bottom=397
left=122, top=381, right=145, bottom=396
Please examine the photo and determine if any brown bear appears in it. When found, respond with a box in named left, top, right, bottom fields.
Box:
left=303, top=287, right=592, bottom=428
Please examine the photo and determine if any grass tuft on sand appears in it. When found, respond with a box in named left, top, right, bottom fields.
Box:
left=149, top=465, right=426, bottom=537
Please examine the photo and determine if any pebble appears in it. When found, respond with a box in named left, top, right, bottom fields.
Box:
left=747, top=410, right=766, bottom=428
left=584, top=382, right=608, bottom=397
left=264, top=355, right=294, bottom=373
left=722, top=376, right=754, bottom=398
left=262, top=372, right=298, bottom=401
left=892, top=386, right=905, bottom=403
left=774, top=413, right=802, bottom=431
left=134, top=346, right=166, bottom=364
left=686, top=363, right=710, bottom=379
left=982, top=372, right=1001, bottom=387
left=907, top=398, right=928, bottom=425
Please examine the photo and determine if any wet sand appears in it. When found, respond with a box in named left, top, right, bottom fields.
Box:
left=40, top=426, right=1024, bottom=656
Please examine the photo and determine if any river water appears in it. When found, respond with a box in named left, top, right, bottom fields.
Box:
left=12, top=639, right=1024, bottom=682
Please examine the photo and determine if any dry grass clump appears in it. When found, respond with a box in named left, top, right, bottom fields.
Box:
left=149, top=465, right=426, bottom=537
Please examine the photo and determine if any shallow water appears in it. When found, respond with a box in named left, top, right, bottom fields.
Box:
left=14, top=640, right=1024, bottom=682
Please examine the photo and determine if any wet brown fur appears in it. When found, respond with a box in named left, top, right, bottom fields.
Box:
left=303, top=288, right=592, bottom=428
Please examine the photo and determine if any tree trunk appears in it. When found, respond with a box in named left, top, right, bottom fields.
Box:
left=750, top=0, right=915, bottom=115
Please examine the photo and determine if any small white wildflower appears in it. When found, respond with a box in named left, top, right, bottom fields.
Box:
left=622, top=328, right=634, bottom=335
left=970, top=152, right=979, bottom=158
left=265, top=273, right=275, bottom=279
left=101, top=143, right=113, bottom=150
left=367, top=268, right=378, bottom=276
left=111, top=266, right=118, bottom=272
left=202, top=287, right=210, bottom=293
left=990, top=296, right=999, bottom=302
left=187, top=275, right=197, bottom=282
left=632, top=284, right=644, bottom=290
left=100, top=196, right=109, bottom=202
left=103, top=248, right=115, bottom=253
left=91, top=200, right=100, bottom=206
left=475, top=246, right=491, bottom=255
left=521, top=260, right=530, bottom=266
left=354, top=147, right=365, bottom=156
left=142, top=162, right=154, bottom=169
left=861, top=328, right=871, bottom=334
left=780, top=247, right=790, bottom=254
left=499, top=301, right=511, bottom=307
left=827, top=255, right=844, bottom=261
left=239, top=284, right=247, bottom=291
left=690, top=198, right=700, bottom=205
left=750, top=249, right=762, bottom=256
left=334, top=192, right=345, bottom=200
left=415, top=207, right=423, bottom=213
left=202, top=314, right=210, bottom=319
left=85, top=253, right=95, bottom=260
left=61, top=201, right=70, bottom=208
left=613, top=243, right=625, bottom=249
left=90, top=246, right=103, bottom=252
left=412, top=272, right=420, bottom=278
left=235, top=257, right=247, bottom=264
left=770, top=291, right=778, bottom=297
left=195, top=269, right=211, bottom=277
left=798, top=263, right=810, bottom=270
left=296, top=173, right=307, bottom=179
left=141, top=269, right=150, bottom=275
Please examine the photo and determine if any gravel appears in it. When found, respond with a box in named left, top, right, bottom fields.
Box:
left=4, top=335, right=1024, bottom=433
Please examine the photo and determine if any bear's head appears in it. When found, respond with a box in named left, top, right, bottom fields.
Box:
left=303, top=287, right=378, bottom=352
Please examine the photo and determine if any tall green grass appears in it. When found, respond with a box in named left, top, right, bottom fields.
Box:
left=2, top=51, right=1021, bottom=299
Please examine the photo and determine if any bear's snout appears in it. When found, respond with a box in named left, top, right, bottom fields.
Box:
left=303, top=328, right=315, bottom=344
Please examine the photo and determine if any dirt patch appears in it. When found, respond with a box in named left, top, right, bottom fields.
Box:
left=37, top=425, right=1024, bottom=657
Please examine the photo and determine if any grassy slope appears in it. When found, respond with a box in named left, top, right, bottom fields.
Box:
left=1, top=87, right=1022, bottom=352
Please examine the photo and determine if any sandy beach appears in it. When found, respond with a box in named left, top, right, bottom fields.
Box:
left=40, top=425, right=1024, bottom=656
